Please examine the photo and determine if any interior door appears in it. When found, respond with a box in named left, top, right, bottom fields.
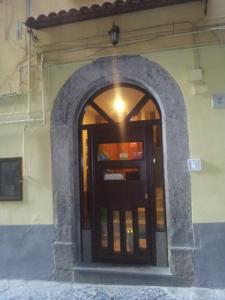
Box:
left=90, top=124, right=155, bottom=264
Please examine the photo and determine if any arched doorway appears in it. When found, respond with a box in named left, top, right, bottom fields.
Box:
left=80, top=84, right=167, bottom=265
left=51, top=55, right=194, bottom=282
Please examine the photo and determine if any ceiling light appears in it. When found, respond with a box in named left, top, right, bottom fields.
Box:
left=114, top=96, right=126, bottom=114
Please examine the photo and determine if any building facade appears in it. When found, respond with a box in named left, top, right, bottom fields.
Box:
left=0, top=0, right=225, bottom=288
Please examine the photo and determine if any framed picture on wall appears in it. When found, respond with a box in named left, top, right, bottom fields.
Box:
left=0, top=157, right=23, bottom=201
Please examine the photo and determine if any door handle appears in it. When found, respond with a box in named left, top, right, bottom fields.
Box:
left=144, top=193, right=149, bottom=199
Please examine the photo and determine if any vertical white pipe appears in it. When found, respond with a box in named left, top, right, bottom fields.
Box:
left=4, top=0, right=8, bottom=40
left=193, top=24, right=200, bottom=69
left=27, top=0, right=31, bottom=17
left=27, top=29, right=31, bottom=121
left=41, top=55, right=46, bottom=125
left=22, top=125, right=27, bottom=176
left=26, top=0, right=32, bottom=118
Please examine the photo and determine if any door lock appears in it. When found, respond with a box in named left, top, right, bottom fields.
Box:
left=145, top=193, right=149, bottom=199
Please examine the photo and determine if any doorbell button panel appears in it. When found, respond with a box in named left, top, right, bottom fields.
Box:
left=188, top=159, right=202, bottom=172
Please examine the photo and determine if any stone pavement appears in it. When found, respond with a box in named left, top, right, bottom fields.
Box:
left=0, top=280, right=225, bottom=300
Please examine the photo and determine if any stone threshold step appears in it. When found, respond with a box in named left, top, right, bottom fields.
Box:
left=72, top=264, right=193, bottom=287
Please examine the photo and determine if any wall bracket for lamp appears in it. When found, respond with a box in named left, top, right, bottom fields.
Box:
left=27, top=27, right=39, bottom=43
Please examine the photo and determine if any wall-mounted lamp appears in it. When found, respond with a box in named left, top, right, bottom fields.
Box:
left=109, top=21, right=120, bottom=47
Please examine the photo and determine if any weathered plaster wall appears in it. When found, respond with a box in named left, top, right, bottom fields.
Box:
left=148, top=47, right=225, bottom=223
left=0, top=123, right=53, bottom=225
left=0, top=0, right=27, bottom=95
left=188, top=47, right=225, bottom=223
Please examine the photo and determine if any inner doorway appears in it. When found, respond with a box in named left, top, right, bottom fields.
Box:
left=80, top=84, right=167, bottom=266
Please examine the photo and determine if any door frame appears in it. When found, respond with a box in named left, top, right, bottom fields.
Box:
left=51, top=55, right=194, bottom=281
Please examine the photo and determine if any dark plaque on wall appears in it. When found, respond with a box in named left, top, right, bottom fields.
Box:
left=0, top=157, right=22, bottom=201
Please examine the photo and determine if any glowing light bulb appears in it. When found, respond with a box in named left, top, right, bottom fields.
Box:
left=114, top=96, right=126, bottom=114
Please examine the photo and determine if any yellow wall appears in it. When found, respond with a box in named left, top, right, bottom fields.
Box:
left=188, top=47, right=225, bottom=223
left=0, top=123, right=53, bottom=225
left=0, top=0, right=225, bottom=225
left=147, top=47, right=225, bottom=223
left=0, top=0, right=26, bottom=95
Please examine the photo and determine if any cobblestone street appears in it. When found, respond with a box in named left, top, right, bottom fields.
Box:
left=0, top=280, right=224, bottom=300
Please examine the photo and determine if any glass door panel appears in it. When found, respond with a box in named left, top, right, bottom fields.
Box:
left=153, top=124, right=166, bottom=232
left=100, top=208, right=108, bottom=248
left=125, top=211, right=134, bottom=253
left=103, top=168, right=140, bottom=181
left=138, top=207, right=147, bottom=249
left=98, top=142, right=143, bottom=161
left=113, top=210, right=121, bottom=253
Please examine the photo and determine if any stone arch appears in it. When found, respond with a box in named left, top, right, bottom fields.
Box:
left=51, top=55, right=194, bottom=281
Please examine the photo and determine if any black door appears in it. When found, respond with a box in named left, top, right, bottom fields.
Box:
left=89, top=123, right=156, bottom=264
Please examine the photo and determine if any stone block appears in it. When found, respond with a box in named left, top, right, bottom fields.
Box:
left=170, top=247, right=194, bottom=276
left=53, top=242, right=77, bottom=269
left=53, top=268, right=73, bottom=282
